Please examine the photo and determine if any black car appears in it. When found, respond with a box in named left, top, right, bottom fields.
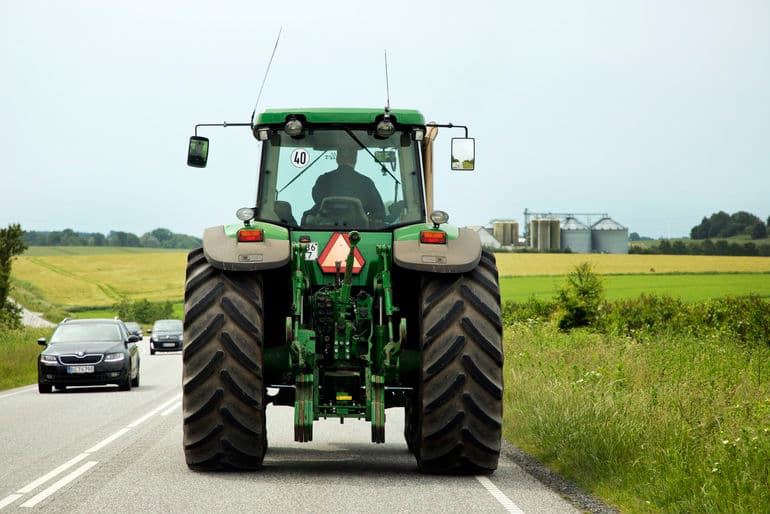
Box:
left=124, top=321, right=144, bottom=340
left=149, top=319, right=183, bottom=355
left=37, top=318, right=141, bottom=393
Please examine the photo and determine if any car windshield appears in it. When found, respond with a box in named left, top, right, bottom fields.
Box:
left=154, top=320, right=182, bottom=331
left=255, top=129, right=424, bottom=230
left=125, top=322, right=140, bottom=330
left=50, top=323, right=122, bottom=343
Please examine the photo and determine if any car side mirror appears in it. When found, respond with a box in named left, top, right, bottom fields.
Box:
left=451, top=137, right=475, bottom=171
left=37, top=338, right=47, bottom=346
left=187, top=136, right=209, bottom=168
left=128, top=335, right=140, bottom=343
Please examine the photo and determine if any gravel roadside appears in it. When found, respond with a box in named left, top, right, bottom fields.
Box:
left=9, top=298, right=56, bottom=328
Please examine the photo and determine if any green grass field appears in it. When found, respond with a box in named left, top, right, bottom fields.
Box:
left=0, top=328, right=52, bottom=390
left=504, top=321, right=770, bottom=513
left=501, top=272, right=770, bottom=303
left=22, top=246, right=184, bottom=257
left=10, top=248, right=770, bottom=322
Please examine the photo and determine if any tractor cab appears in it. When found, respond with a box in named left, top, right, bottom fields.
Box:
left=252, top=109, right=427, bottom=232
left=187, top=108, right=476, bottom=232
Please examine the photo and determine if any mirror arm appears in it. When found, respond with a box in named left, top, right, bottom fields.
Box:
left=426, top=123, right=468, bottom=138
left=194, top=122, right=251, bottom=136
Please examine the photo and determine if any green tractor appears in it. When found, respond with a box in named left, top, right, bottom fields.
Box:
left=183, top=107, right=502, bottom=474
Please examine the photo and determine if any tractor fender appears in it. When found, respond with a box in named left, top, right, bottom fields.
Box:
left=202, top=225, right=290, bottom=271
left=393, top=227, right=481, bottom=273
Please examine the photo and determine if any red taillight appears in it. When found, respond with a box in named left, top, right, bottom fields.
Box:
left=420, top=230, right=447, bottom=244
left=237, top=228, right=264, bottom=242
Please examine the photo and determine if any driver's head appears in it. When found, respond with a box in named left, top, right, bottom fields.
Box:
left=336, top=145, right=357, bottom=167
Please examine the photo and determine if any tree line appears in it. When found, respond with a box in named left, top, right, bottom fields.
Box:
left=24, top=228, right=201, bottom=249
left=690, top=211, right=768, bottom=240
left=631, top=238, right=770, bottom=257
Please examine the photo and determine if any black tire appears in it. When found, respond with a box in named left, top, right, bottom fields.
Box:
left=182, top=247, right=267, bottom=471
left=404, top=396, right=417, bottom=453
left=131, top=365, right=140, bottom=388
left=150, top=347, right=156, bottom=355
left=38, top=383, right=52, bottom=394
left=414, top=250, right=503, bottom=474
left=119, top=368, right=132, bottom=391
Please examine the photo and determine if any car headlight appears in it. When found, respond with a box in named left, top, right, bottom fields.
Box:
left=104, top=353, right=125, bottom=362
left=40, top=355, right=58, bottom=364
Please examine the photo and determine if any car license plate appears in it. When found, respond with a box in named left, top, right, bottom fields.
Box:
left=67, top=365, right=94, bottom=374
left=162, top=343, right=176, bottom=348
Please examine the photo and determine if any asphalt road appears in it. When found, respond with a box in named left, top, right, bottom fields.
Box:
left=0, top=339, right=580, bottom=513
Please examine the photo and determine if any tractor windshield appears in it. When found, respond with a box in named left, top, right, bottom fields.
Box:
left=254, top=129, right=424, bottom=230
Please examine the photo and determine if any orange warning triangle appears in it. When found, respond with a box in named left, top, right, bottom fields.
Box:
left=317, top=233, right=365, bottom=274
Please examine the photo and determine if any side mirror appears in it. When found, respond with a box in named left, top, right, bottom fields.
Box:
left=128, top=335, right=140, bottom=343
left=37, top=338, right=47, bottom=346
left=187, top=136, right=209, bottom=168
left=451, top=138, right=475, bottom=171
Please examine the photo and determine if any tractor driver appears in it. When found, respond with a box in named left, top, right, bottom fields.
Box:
left=311, top=144, right=386, bottom=222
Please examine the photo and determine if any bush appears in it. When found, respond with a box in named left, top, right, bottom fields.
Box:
left=114, top=297, right=174, bottom=324
left=0, top=299, right=22, bottom=330
left=503, top=296, right=557, bottom=324
left=556, top=262, right=604, bottom=330
left=597, top=294, right=686, bottom=338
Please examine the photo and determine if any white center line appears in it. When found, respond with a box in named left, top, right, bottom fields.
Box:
left=161, top=401, right=181, bottom=417
left=0, top=494, right=23, bottom=510
left=85, top=428, right=130, bottom=454
left=476, top=476, right=526, bottom=514
left=21, top=461, right=98, bottom=508
left=17, top=453, right=88, bottom=494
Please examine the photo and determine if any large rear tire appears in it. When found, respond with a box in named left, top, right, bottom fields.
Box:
left=182, top=248, right=267, bottom=471
left=415, top=250, right=503, bottom=474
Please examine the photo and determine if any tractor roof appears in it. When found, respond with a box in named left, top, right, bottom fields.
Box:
left=255, top=108, right=425, bottom=126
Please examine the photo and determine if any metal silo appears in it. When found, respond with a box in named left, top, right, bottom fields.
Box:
left=591, top=217, right=629, bottom=254
left=509, top=222, right=519, bottom=246
left=493, top=222, right=508, bottom=245
left=537, top=219, right=551, bottom=251
left=549, top=219, right=560, bottom=250
left=560, top=217, right=591, bottom=253
left=529, top=220, right=539, bottom=249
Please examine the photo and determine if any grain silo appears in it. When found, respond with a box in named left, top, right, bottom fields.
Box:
left=508, top=222, right=519, bottom=246
left=591, top=217, right=629, bottom=254
left=549, top=219, right=560, bottom=250
left=560, top=217, right=591, bottom=253
left=529, top=220, right=539, bottom=249
left=493, top=222, right=508, bottom=245
left=493, top=221, right=518, bottom=246
left=537, top=219, right=551, bottom=251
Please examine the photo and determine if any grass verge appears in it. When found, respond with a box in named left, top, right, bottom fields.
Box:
left=503, top=321, right=770, bottom=513
left=0, top=327, right=53, bottom=390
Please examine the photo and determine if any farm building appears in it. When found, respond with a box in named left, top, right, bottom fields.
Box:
left=466, top=226, right=502, bottom=250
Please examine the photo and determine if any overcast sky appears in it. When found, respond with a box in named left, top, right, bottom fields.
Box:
left=2, top=0, right=768, bottom=239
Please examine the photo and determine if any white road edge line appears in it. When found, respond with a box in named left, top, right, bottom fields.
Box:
left=476, top=476, right=526, bottom=514
left=20, top=461, right=98, bottom=508
left=128, top=393, right=182, bottom=427
left=160, top=401, right=181, bottom=417
left=17, top=453, right=89, bottom=494
left=0, top=494, right=23, bottom=510
left=0, top=387, right=36, bottom=400
left=85, top=427, right=130, bottom=454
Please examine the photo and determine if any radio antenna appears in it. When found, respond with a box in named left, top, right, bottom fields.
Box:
left=384, top=50, right=391, bottom=112
left=251, top=27, right=282, bottom=124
